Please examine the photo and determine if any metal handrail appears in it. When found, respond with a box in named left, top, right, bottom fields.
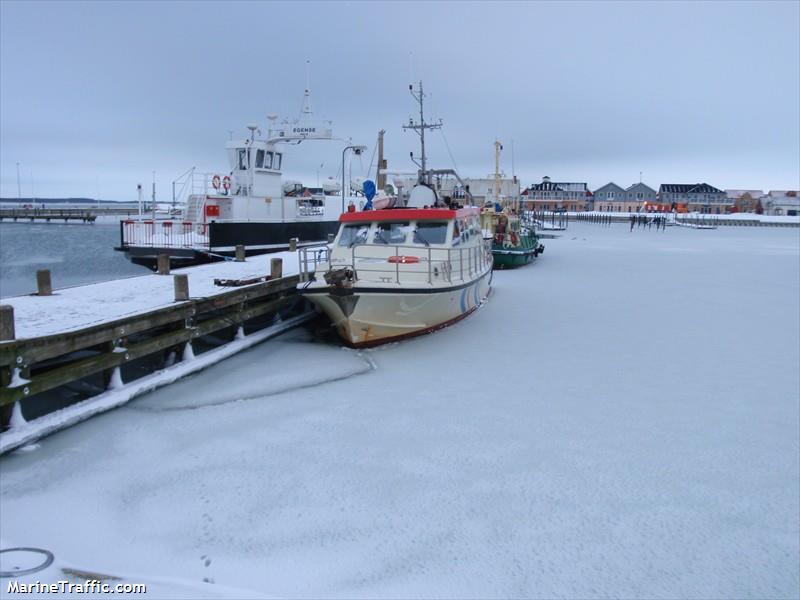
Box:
left=300, top=240, right=492, bottom=286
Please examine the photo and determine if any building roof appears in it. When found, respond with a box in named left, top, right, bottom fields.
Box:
left=592, top=182, right=626, bottom=194
left=659, top=183, right=724, bottom=194
left=625, top=182, right=657, bottom=194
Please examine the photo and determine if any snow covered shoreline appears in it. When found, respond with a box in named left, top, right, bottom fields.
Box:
left=1, top=224, right=798, bottom=598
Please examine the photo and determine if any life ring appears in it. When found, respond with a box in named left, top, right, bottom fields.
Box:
left=387, top=255, right=420, bottom=264
left=212, top=175, right=221, bottom=190
left=222, top=175, right=231, bottom=191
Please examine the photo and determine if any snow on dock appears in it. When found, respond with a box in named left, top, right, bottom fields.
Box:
left=1, top=225, right=799, bottom=598
left=1, top=252, right=300, bottom=339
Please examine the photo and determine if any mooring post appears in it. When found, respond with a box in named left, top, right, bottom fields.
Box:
left=235, top=245, right=246, bottom=262
left=36, top=269, right=52, bottom=296
left=327, top=233, right=335, bottom=244
left=157, top=254, right=170, bottom=275
left=271, top=257, right=283, bottom=280
left=174, top=274, right=189, bottom=301
left=0, top=305, right=14, bottom=341
left=0, top=305, right=15, bottom=430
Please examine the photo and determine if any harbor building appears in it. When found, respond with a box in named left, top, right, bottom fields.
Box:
left=658, top=183, right=729, bottom=213
left=763, top=190, right=799, bottom=216
left=626, top=182, right=658, bottom=207
left=522, top=176, right=591, bottom=211
left=442, top=176, right=521, bottom=204
left=725, top=190, right=764, bottom=214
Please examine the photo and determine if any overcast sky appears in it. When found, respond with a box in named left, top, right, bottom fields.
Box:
left=1, top=0, right=798, bottom=201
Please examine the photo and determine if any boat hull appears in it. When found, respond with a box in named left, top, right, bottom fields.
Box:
left=301, top=270, right=492, bottom=347
left=490, top=235, right=544, bottom=269
left=117, top=219, right=340, bottom=269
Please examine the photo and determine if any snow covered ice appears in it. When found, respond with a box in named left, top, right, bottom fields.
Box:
left=1, top=223, right=798, bottom=598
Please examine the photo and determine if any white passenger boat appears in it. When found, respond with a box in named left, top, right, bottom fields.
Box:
left=299, top=82, right=492, bottom=347
left=117, top=81, right=365, bottom=269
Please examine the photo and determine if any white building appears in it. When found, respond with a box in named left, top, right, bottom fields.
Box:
left=763, top=190, right=799, bottom=216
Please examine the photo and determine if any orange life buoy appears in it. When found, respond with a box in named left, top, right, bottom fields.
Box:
left=212, top=175, right=221, bottom=190
left=387, top=255, right=420, bottom=264
left=222, top=175, right=231, bottom=191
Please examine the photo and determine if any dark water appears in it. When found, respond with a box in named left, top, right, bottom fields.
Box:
left=0, top=221, right=147, bottom=298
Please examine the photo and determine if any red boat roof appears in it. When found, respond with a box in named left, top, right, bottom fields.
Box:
left=339, top=207, right=479, bottom=223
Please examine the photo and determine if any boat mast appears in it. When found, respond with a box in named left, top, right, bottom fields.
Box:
left=403, top=81, right=441, bottom=186
left=494, top=140, right=502, bottom=204
left=377, top=129, right=387, bottom=191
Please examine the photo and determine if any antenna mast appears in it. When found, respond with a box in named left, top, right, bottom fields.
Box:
left=494, top=140, right=503, bottom=203
left=402, top=81, right=442, bottom=186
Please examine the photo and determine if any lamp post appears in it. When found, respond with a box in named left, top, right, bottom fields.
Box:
left=341, top=144, right=367, bottom=213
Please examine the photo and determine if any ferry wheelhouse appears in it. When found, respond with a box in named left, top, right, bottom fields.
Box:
left=299, top=206, right=492, bottom=347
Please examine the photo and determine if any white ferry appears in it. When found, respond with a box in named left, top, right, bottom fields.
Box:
left=299, top=83, right=492, bottom=347
left=117, top=83, right=365, bottom=269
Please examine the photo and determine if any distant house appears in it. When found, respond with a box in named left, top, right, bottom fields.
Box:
left=658, top=183, right=729, bottom=213
left=522, top=176, right=590, bottom=211
left=592, top=182, right=657, bottom=212
left=626, top=182, right=658, bottom=206
left=592, top=182, right=628, bottom=212
left=725, top=189, right=764, bottom=214
left=763, top=190, right=799, bottom=216
left=445, top=177, right=520, bottom=204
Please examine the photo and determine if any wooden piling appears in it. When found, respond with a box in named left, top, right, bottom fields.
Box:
left=36, top=270, right=52, bottom=296
left=174, top=274, right=189, bottom=301
left=0, top=306, right=14, bottom=431
left=270, top=257, right=283, bottom=280
left=235, top=245, right=246, bottom=262
left=0, top=305, right=14, bottom=341
left=157, top=254, right=170, bottom=275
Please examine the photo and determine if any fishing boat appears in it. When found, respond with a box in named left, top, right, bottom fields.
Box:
left=117, top=76, right=366, bottom=269
left=482, top=141, right=544, bottom=269
left=299, top=82, right=492, bottom=347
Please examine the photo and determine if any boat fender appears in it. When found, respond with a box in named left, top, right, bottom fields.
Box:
left=212, top=175, right=221, bottom=190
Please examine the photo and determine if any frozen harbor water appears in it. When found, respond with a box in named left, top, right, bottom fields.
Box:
left=1, top=223, right=798, bottom=598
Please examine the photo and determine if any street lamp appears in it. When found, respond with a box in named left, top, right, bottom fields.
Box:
left=341, top=144, right=367, bottom=213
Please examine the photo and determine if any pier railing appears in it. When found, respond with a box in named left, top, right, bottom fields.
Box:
left=0, top=208, right=97, bottom=222
left=121, top=220, right=210, bottom=248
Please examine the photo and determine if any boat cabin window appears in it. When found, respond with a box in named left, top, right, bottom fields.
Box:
left=413, top=221, right=448, bottom=245
left=372, top=222, right=410, bottom=245
left=264, top=151, right=273, bottom=169
left=238, top=149, right=250, bottom=170
left=273, top=153, right=282, bottom=170
left=255, top=149, right=265, bottom=169
left=338, top=223, right=370, bottom=247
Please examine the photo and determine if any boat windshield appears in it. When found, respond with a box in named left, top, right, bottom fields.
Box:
left=413, top=221, right=448, bottom=245
left=372, top=222, right=410, bottom=245
left=338, top=224, right=370, bottom=247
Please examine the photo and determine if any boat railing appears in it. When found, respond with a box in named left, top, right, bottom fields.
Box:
left=121, top=220, right=210, bottom=249
left=301, top=241, right=492, bottom=286
left=298, top=244, right=332, bottom=281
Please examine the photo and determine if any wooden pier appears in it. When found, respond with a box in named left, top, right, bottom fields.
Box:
left=0, top=208, right=97, bottom=222
left=0, top=253, right=310, bottom=453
